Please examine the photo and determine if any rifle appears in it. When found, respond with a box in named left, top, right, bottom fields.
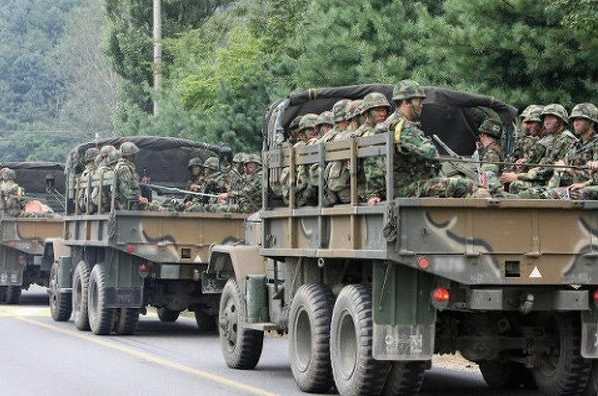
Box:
left=435, top=156, right=588, bottom=171
left=141, top=183, right=220, bottom=198
left=433, top=134, right=480, bottom=182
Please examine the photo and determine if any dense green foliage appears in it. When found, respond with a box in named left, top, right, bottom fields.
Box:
left=0, top=0, right=597, bottom=160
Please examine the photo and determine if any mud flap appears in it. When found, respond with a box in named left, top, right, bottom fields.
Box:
left=372, top=261, right=435, bottom=360
left=57, top=256, right=73, bottom=291
left=582, top=308, right=598, bottom=358
left=0, top=246, right=24, bottom=286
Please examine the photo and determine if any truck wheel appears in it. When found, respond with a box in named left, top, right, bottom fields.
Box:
left=381, top=361, right=427, bottom=396
left=157, top=307, right=179, bottom=323
left=72, top=261, right=91, bottom=331
left=330, top=284, right=389, bottom=396
left=479, top=360, right=528, bottom=389
left=289, top=282, right=334, bottom=393
left=113, top=308, right=140, bottom=335
left=219, top=278, right=263, bottom=369
left=583, top=360, right=598, bottom=396
left=49, top=262, right=72, bottom=322
left=532, top=313, right=591, bottom=396
left=195, top=310, right=217, bottom=332
left=5, top=286, right=21, bottom=304
left=88, top=263, right=116, bottom=335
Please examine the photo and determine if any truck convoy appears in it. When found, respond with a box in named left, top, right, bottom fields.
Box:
left=48, top=136, right=248, bottom=335
left=0, top=162, right=64, bottom=304
left=208, top=84, right=598, bottom=396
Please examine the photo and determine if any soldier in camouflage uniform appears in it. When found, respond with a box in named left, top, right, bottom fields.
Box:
left=295, top=114, right=320, bottom=207
left=216, top=154, right=262, bottom=213
left=186, top=157, right=227, bottom=211
left=91, top=145, right=116, bottom=213
left=513, top=105, right=543, bottom=164
left=227, top=152, right=246, bottom=198
left=77, top=147, right=99, bottom=213
left=288, top=115, right=302, bottom=145
left=113, top=142, right=148, bottom=210
left=476, top=119, right=504, bottom=193
left=519, top=103, right=598, bottom=199
left=316, top=111, right=335, bottom=141
left=357, top=92, right=391, bottom=137
left=365, top=80, right=479, bottom=204
left=0, top=168, right=25, bottom=216
left=501, top=104, right=575, bottom=194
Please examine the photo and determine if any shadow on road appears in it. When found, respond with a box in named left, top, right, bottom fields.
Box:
left=20, top=286, right=49, bottom=306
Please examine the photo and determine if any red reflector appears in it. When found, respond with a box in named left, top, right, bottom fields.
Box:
left=593, top=290, right=598, bottom=301
left=126, top=244, right=135, bottom=252
left=433, top=288, right=450, bottom=302
left=139, top=263, right=149, bottom=273
left=10, top=242, right=15, bottom=247
left=417, top=256, right=430, bottom=269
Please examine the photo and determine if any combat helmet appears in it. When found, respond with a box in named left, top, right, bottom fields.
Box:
left=361, top=92, right=391, bottom=113
left=289, top=115, right=302, bottom=135
left=478, top=119, right=503, bottom=139
left=3, top=168, right=16, bottom=181
left=233, top=152, right=246, bottom=164
left=316, top=111, right=334, bottom=127
left=99, top=145, right=116, bottom=158
left=299, top=113, right=320, bottom=131
left=120, top=141, right=140, bottom=156
left=203, top=157, right=220, bottom=171
left=332, top=99, right=351, bottom=123
left=346, top=100, right=364, bottom=121
left=188, top=157, right=203, bottom=170
left=392, top=79, right=426, bottom=102
left=520, top=105, right=544, bottom=123
left=541, top=104, right=569, bottom=124
left=108, top=150, right=121, bottom=165
left=569, top=103, right=598, bottom=124
left=83, top=147, right=100, bottom=163
left=245, top=153, right=262, bottom=166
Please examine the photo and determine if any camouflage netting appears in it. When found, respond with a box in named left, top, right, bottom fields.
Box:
left=265, top=84, right=518, bottom=156
left=65, top=136, right=233, bottom=187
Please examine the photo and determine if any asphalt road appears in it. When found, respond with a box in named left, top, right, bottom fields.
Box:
left=0, top=287, right=539, bottom=396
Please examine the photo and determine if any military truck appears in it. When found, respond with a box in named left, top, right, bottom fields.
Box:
left=48, top=136, right=248, bottom=335
left=210, top=84, right=598, bottom=396
left=0, top=162, right=64, bottom=304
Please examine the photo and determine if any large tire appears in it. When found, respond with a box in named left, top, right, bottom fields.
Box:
left=88, top=263, right=116, bottom=335
left=5, top=286, right=21, bottom=304
left=219, top=278, right=264, bottom=369
left=479, top=358, right=537, bottom=390
left=288, top=282, right=334, bottom=393
left=157, top=307, right=179, bottom=323
left=532, top=313, right=591, bottom=396
left=72, top=261, right=91, bottom=331
left=113, top=308, right=140, bottom=335
left=584, top=360, right=598, bottom=396
left=330, top=284, right=390, bottom=396
left=49, top=262, right=72, bottom=322
left=381, top=361, right=428, bottom=396
left=195, top=310, right=218, bottom=332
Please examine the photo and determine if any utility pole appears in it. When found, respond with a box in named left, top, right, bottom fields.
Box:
left=153, top=0, right=162, bottom=116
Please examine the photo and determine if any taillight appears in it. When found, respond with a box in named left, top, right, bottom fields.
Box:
left=431, top=287, right=450, bottom=311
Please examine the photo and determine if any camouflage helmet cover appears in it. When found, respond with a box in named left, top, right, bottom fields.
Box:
left=361, top=92, right=391, bottom=113
left=299, top=113, right=320, bottom=131
left=245, top=153, right=262, bottom=166
left=83, top=147, right=100, bottom=163
left=108, top=150, right=121, bottom=165
left=289, top=115, right=302, bottom=134
left=316, top=111, right=334, bottom=127
left=99, top=145, right=116, bottom=157
left=3, top=168, right=15, bottom=180
left=478, top=119, right=503, bottom=139
left=233, top=152, right=246, bottom=163
left=541, top=103, right=569, bottom=124
left=392, top=79, right=426, bottom=102
left=203, top=156, right=220, bottom=170
left=346, top=100, right=364, bottom=121
left=570, top=103, right=598, bottom=124
left=188, top=157, right=203, bottom=169
left=332, top=99, right=351, bottom=122
left=120, top=141, right=140, bottom=156
left=520, top=105, right=544, bottom=123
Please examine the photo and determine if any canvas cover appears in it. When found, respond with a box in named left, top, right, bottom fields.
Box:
left=65, top=136, right=232, bottom=186
left=265, top=84, right=518, bottom=156
left=1, top=162, right=65, bottom=194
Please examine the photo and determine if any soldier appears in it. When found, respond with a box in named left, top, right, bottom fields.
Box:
left=296, top=113, right=320, bottom=207
left=501, top=104, right=575, bottom=194
left=1, top=168, right=25, bottom=216
left=513, top=105, right=543, bottom=164
left=217, top=154, right=263, bottom=213
left=287, top=115, right=302, bottom=145
left=357, top=92, right=392, bottom=137
left=227, top=152, right=246, bottom=196
left=113, top=142, right=148, bottom=210
left=315, top=111, right=335, bottom=142
left=520, top=103, right=598, bottom=199
left=476, top=119, right=504, bottom=192
left=200, top=157, right=227, bottom=203
left=365, top=79, right=479, bottom=204
left=77, top=147, right=99, bottom=213
left=91, top=145, right=117, bottom=213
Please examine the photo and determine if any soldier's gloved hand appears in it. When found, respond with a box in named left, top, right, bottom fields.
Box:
left=367, top=196, right=381, bottom=206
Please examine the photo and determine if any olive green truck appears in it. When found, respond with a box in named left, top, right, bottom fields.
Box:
left=48, top=136, right=247, bottom=335
left=208, top=85, right=598, bottom=396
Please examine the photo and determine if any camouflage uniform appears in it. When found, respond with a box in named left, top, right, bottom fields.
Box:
left=513, top=105, right=543, bottom=162
left=114, top=154, right=143, bottom=210
left=509, top=104, right=575, bottom=194
left=296, top=114, right=320, bottom=207
left=91, top=148, right=118, bottom=213
left=212, top=154, right=262, bottom=213
left=365, top=80, right=477, bottom=200
left=0, top=169, right=24, bottom=217
left=185, top=156, right=226, bottom=211
left=76, top=147, right=99, bottom=213
left=475, top=119, right=504, bottom=193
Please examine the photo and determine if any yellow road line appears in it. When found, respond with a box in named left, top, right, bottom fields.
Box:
left=17, top=316, right=279, bottom=396
left=0, top=307, right=50, bottom=317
